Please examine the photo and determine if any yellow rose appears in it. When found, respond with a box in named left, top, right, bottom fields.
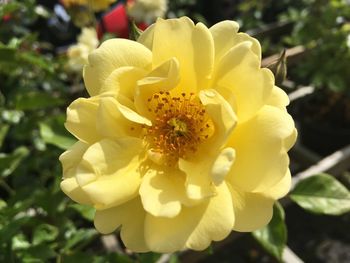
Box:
left=62, top=0, right=116, bottom=12
left=60, top=17, right=297, bottom=253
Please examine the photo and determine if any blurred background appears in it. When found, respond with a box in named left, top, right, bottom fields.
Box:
left=0, top=0, right=350, bottom=262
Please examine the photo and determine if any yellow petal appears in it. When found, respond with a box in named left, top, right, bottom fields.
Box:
left=144, top=182, right=234, bottom=253
left=185, top=182, right=234, bottom=250
left=227, top=105, right=296, bottom=193
left=94, top=198, right=148, bottom=252
left=84, top=38, right=152, bottom=96
left=60, top=177, right=92, bottom=205
left=179, top=147, right=235, bottom=200
left=138, top=23, right=155, bottom=49
left=65, top=97, right=101, bottom=144
left=150, top=17, right=214, bottom=91
left=209, top=20, right=239, bottom=64
left=139, top=167, right=194, bottom=218
left=179, top=157, right=216, bottom=200
left=199, top=89, right=237, bottom=150
left=59, top=141, right=88, bottom=178
left=210, top=21, right=261, bottom=65
left=100, top=66, right=147, bottom=99
left=213, top=42, right=274, bottom=123
left=75, top=138, right=143, bottom=209
left=229, top=184, right=274, bottom=232
left=96, top=97, right=135, bottom=140
left=264, top=169, right=292, bottom=199
left=211, top=147, right=236, bottom=185
left=267, top=86, right=290, bottom=110
left=135, top=57, right=180, bottom=118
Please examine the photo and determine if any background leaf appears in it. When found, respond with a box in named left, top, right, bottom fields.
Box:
left=290, top=173, right=350, bottom=215
left=39, top=122, right=75, bottom=150
left=0, top=146, right=29, bottom=177
left=252, top=202, right=287, bottom=262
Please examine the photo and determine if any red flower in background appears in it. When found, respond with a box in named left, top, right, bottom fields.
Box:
left=97, top=2, right=147, bottom=39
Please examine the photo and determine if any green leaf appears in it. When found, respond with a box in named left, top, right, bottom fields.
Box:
left=22, top=244, right=56, bottom=261
left=63, top=229, right=97, bottom=252
left=290, top=173, right=350, bottom=215
left=0, top=124, right=9, bottom=148
left=32, top=224, right=59, bottom=245
left=69, top=204, right=95, bottom=221
left=15, top=92, right=64, bottom=110
left=0, top=44, right=16, bottom=61
left=0, top=146, right=29, bottom=177
left=39, top=123, right=75, bottom=150
left=252, top=202, right=287, bottom=261
left=0, top=216, right=31, bottom=243
left=129, top=21, right=143, bottom=41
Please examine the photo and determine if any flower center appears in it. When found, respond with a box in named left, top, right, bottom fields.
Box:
left=144, top=91, right=214, bottom=166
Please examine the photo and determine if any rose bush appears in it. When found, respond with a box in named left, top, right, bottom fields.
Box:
left=60, top=17, right=297, bottom=253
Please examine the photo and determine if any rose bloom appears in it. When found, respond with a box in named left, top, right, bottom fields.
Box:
left=127, top=0, right=167, bottom=24
left=60, top=17, right=297, bottom=253
left=66, top=27, right=99, bottom=72
left=61, top=0, right=116, bottom=12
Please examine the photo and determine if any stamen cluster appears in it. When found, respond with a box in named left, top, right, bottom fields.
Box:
left=144, top=91, right=213, bottom=165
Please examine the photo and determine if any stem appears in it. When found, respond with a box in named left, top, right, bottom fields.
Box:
left=0, top=178, right=15, bottom=195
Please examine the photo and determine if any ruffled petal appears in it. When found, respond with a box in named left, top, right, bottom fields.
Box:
left=213, top=42, right=274, bottom=123
left=65, top=97, right=101, bottom=144
left=199, top=89, right=237, bottom=150
left=264, top=169, right=292, bottom=199
left=75, top=138, right=144, bottom=209
left=60, top=177, right=92, bottom=205
left=100, top=66, right=147, bottom=100
left=60, top=141, right=89, bottom=178
left=60, top=141, right=92, bottom=205
left=140, top=167, right=194, bottom=218
left=94, top=198, right=148, bottom=252
left=210, top=21, right=261, bottom=66
left=144, top=182, right=234, bottom=253
left=227, top=105, right=295, bottom=193
left=267, top=86, right=290, bottom=110
left=84, top=38, right=152, bottom=96
left=148, top=17, right=214, bottom=91
left=134, top=57, right=180, bottom=118
left=229, top=185, right=274, bottom=232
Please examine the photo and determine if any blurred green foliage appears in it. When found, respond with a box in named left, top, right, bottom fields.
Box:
left=284, top=0, right=350, bottom=92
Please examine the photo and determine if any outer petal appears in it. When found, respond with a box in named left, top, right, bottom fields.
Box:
left=84, top=38, right=152, bottom=96
left=227, top=105, right=296, bottom=193
left=267, top=86, right=290, bottom=110
left=60, top=141, right=89, bottom=179
left=76, top=138, right=144, bottom=209
left=65, top=97, right=101, bottom=144
left=139, top=167, right=193, bottom=218
left=229, top=184, right=274, bottom=232
left=61, top=177, right=92, bottom=205
left=94, top=198, right=148, bottom=252
left=60, top=141, right=92, bottom=205
left=213, top=42, right=274, bottom=123
left=263, top=169, right=292, bottom=199
left=144, top=182, right=234, bottom=253
left=147, top=17, right=214, bottom=91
